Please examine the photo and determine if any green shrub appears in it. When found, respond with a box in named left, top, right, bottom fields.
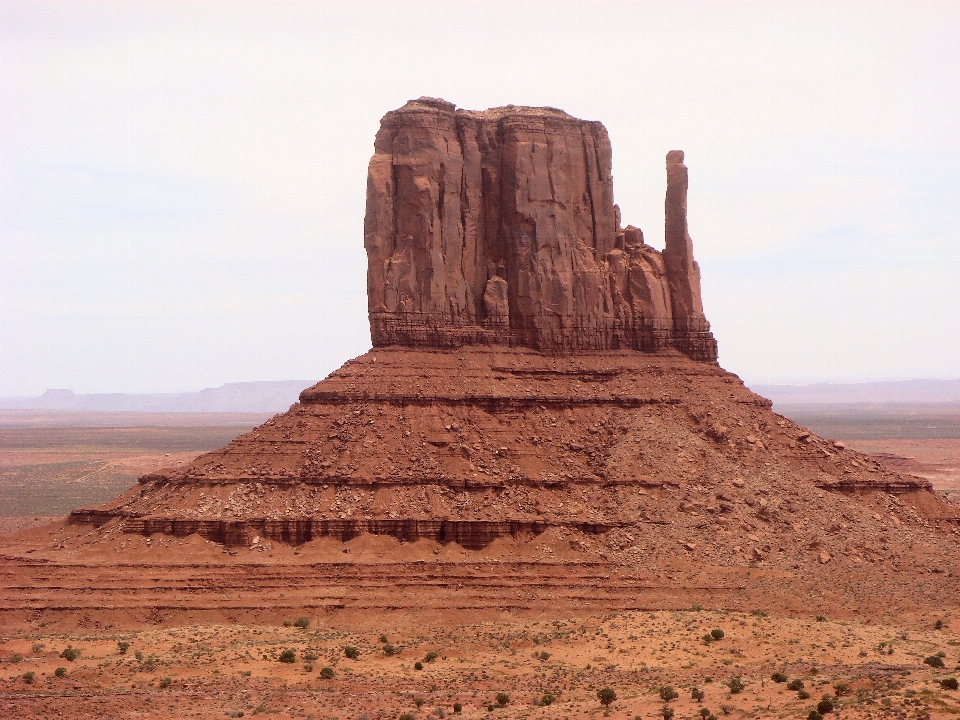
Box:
left=118, top=641, right=130, bottom=655
left=413, top=698, right=425, bottom=708
left=282, top=620, right=291, bottom=627
left=495, top=692, right=510, bottom=706
left=925, top=655, right=946, bottom=669
left=691, top=686, right=705, bottom=701
left=787, top=679, right=805, bottom=691
left=702, top=633, right=714, bottom=644
left=453, top=702, right=462, bottom=713
left=383, top=643, right=397, bottom=656
left=540, top=693, right=555, bottom=706
left=60, top=647, right=80, bottom=662
left=54, top=667, right=66, bottom=678
left=303, top=652, right=318, bottom=662
left=661, top=706, right=674, bottom=720
left=771, top=672, right=788, bottom=683
left=293, top=617, right=310, bottom=629
left=597, top=687, right=617, bottom=706
left=727, top=677, right=745, bottom=694
left=278, top=649, right=296, bottom=664
left=816, top=615, right=826, bottom=622
left=940, top=677, right=958, bottom=690
left=659, top=686, right=678, bottom=701
left=424, top=651, right=439, bottom=662
left=22, top=671, right=35, bottom=684
left=379, top=634, right=388, bottom=643
left=303, top=664, right=313, bottom=672
left=808, top=712, right=823, bottom=720
left=798, top=690, right=811, bottom=700
left=536, top=651, right=550, bottom=661
left=10, top=653, right=22, bottom=663
left=159, top=677, right=172, bottom=688
left=833, top=682, right=849, bottom=696
left=31, top=643, right=44, bottom=653
left=711, top=629, right=725, bottom=641
left=935, top=620, right=944, bottom=630
left=344, top=646, right=359, bottom=660
left=399, top=714, right=415, bottom=720
left=817, top=696, right=835, bottom=714
left=699, top=709, right=716, bottom=720
left=319, top=667, right=334, bottom=679
left=414, top=661, right=423, bottom=670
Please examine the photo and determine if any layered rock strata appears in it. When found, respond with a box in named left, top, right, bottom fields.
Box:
left=365, top=98, right=717, bottom=360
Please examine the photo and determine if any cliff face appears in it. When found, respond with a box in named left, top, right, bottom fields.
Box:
left=365, top=97, right=718, bottom=361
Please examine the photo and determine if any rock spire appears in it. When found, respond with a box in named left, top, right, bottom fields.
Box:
left=364, top=97, right=718, bottom=361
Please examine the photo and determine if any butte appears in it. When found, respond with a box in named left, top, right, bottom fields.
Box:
left=9, top=98, right=958, bottom=624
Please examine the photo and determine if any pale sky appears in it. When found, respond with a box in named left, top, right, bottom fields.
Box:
left=1, top=1, right=958, bottom=395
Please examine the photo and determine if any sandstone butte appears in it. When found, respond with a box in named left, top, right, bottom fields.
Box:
left=4, top=98, right=959, bottom=626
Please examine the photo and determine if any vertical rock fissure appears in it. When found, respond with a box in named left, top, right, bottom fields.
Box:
left=580, top=126, right=599, bottom=254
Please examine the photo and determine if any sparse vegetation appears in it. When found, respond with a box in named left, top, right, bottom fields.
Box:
left=344, top=645, right=359, bottom=660
left=60, top=646, right=80, bottom=661
left=54, top=666, right=66, bottom=678
left=278, top=649, right=296, bottom=663
left=924, top=655, right=946, bottom=668
left=319, top=666, right=335, bottom=679
left=495, top=692, right=510, bottom=706
left=727, top=676, right=745, bottom=694
left=22, top=671, right=35, bottom=684
left=118, top=641, right=130, bottom=655
left=424, top=650, right=439, bottom=662
left=598, top=687, right=617, bottom=706
left=383, top=642, right=397, bottom=656
left=159, top=677, right=171, bottom=688
left=833, top=682, right=849, bottom=696
left=771, top=672, right=788, bottom=683
left=293, top=616, right=310, bottom=629
left=691, top=686, right=705, bottom=701
left=539, top=693, right=555, bottom=705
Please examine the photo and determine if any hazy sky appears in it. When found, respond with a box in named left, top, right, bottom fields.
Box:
left=1, top=1, right=958, bottom=395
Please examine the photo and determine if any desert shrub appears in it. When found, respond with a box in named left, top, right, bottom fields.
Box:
left=413, top=697, right=425, bottom=708
left=787, top=679, right=805, bottom=691
left=383, top=643, right=397, bottom=656
left=536, top=651, right=550, bottom=661
left=798, top=690, right=811, bottom=700
left=771, top=672, right=788, bottom=683
left=31, top=643, right=45, bottom=653
left=10, top=653, right=22, bottom=663
left=833, top=682, right=850, bottom=696
left=159, top=677, right=172, bottom=688
left=319, top=667, right=334, bottom=679
left=816, top=615, right=826, bottom=622
left=303, top=652, right=318, bottom=662
left=751, top=609, right=768, bottom=617
left=702, top=633, right=714, bottom=644
left=940, top=677, right=958, bottom=690
left=452, top=702, right=462, bottom=713
left=659, top=685, right=679, bottom=701
left=379, top=634, right=388, bottom=643
left=278, top=649, right=296, bottom=663
left=495, top=692, right=510, bottom=706
left=540, top=693, right=555, bottom=706
left=807, top=712, right=823, bottom=720
left=293, top=617, right=310, bottom=629
left=22, top=671, right=35, bottom=684
left=597, top=687, right=616, bottom=706
left=661, top=706, right=674, bottom=720
left=344, top=646, right=359, bottom=660
left=414, top=661, right=423, bottom=670
left=727, top=677, right=745, bottom=694
left=399, top=714, right=415, bottom=720
left=700, top=709, right=717, bottom=720
left=711, top=629, right=725, bottom=641
left=282, top=620, right=291, bottom=627
left=691, top=686, right=705, bottom=701
left=60, top=647, right=80, bottom=662
left=303, top=664, right=313, bottom=672
left=54, top=667, right=66, bottom=678
left=935, top=620, right=944, bottom=630
left=424, top=651, right=439, bottom=662
left=118, top=641, right=130, bottom=655
left=817, top=696, right=835, bottom=714
left=924, top=655, right=946, bottom=669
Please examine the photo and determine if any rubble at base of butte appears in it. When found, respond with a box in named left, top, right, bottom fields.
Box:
left=71, top=97, right=960, bottom=567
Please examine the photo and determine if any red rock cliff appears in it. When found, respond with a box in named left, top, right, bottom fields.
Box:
left=365, top=97, right=718, bottom=361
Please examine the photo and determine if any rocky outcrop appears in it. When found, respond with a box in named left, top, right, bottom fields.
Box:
left=365, top=97, right=718, bottom=361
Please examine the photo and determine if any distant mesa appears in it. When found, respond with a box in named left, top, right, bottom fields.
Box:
left=366, top=97, right=717, bottom=361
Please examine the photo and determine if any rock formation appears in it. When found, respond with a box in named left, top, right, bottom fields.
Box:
left=63, top=99, right=959, bottom=612
left=366, top=97, right=717, bottom=360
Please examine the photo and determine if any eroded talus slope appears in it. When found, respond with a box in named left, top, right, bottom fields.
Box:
left=70, top=347, right=960, bottom=559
